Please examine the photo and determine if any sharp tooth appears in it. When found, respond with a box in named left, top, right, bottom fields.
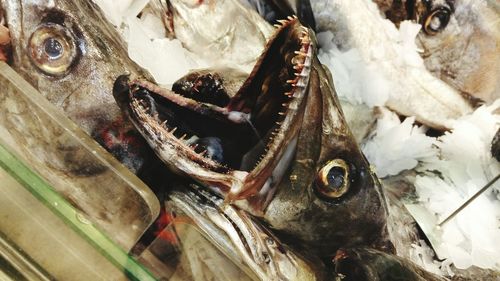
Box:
left=282, top=103, right=288, bottom=107
left=180, top=134, right=187, bottom=140
left=293, top=15, right=298, bottom=19
left=170, top=127, right=178, bottom=134
left=200, top=150, right=207, bottom=156
left=277, top=19, right=287, bottom=24
left=278, top=112, right=286, bottom=115
left=287, top=16, right=294, bottom=20
left=296, top=80, right=307, bottom=87
left=161, top=120, right=168, bottom=127
left=276, top=121, right=282, bottom=126
left=273, top=24, right=281, bottom=28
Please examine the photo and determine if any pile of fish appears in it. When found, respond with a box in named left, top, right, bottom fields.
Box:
left=0, top=0, right=499, bottom=280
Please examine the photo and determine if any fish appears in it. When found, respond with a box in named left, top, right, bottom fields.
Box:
left=155, top=0, right=275, bottom=73
left=162, top=183, right=324, bottom=281
left=114, top=17, right=394, bottom=257
left=333, top=247, right=447, bottom=281
left=0, top=0, right=154, bottom=173
left=373, top=0, right=500, bottom=104
left=307, top=0, right=475, bottom=130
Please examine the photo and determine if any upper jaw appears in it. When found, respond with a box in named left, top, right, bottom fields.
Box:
left=113, top=17, right=314, bottom=201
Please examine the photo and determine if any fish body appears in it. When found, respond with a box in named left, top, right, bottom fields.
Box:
left=310, top=0, right=474, bottom=130
left=114, top=17, right=393, bottom=257
left=164, top=184, right=323, bottom=281
left=0, top=0, right=154, bottom=172
left=159, top=0, right=275, bottom=72
left=333, top=247, right=447, bottom=281
left=374, top=0, right=500, bottom=104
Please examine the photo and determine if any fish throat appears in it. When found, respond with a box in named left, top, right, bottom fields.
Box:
left=119, top=17, right=313, bottom=200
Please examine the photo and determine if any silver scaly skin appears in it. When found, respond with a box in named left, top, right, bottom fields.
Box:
left=373, top=0, right=500, bottom=104
left=310, top=0, right=474, bottom=130
left=0, top=0, right=154, bottom=173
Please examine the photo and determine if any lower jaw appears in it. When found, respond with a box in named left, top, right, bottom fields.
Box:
left=233, top=136, right=298, bottom=213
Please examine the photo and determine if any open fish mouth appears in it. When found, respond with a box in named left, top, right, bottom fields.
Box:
left=114, top=17, right=312, bottom=201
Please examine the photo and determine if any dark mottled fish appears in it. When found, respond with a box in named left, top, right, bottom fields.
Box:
left=0, top=0, right=155, bottom=173
left=114, top=17, right=394, bottom=257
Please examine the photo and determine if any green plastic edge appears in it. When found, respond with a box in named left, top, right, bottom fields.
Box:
left=0, top=142, right=157, bottom=281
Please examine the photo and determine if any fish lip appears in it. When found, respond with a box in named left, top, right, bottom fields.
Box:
left=115, top=18, right=313, bottom=201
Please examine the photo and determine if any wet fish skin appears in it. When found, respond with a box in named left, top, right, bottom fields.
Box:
left=1, top=0, right=154, bottom=173
left=159, top=0, right=275, bottom=72
left=307, top=0, right=474, bottom=130
left=165, top=184, right=324, bottom=281
left=333, top=247, right=447, bottom=281
left=372, top=0, right=500, bottom=104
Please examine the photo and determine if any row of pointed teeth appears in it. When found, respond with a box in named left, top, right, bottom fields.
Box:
left=270, top=22, right=313, bottom=145
left=253, top=22, right=313, bottom=169
left=134, top=100, right=213, bottom=158
left=273, top=15, right=299, bottom=28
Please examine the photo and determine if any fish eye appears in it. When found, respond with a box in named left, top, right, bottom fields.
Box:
left=423, top=7, right=451, bottom=35
left=44, top=37, right=64, bottom=59
left=28, top=23, right=79, bottom=76
left=315, top=159, right=350, bottom=199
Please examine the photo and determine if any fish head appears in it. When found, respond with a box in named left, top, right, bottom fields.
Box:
left=258, top=33, right=392, bottom=256
left=376, top=0, right=500, bottom=104
left=1, top=0, right=152, bottom=172
left=417, top=0, right=500, bottom=104
left=113, top=17, right=391, bottom=256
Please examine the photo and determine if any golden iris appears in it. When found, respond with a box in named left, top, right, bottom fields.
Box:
left=316, top=159, right=350, bottom=199
left=28, top=23, right=78, bottom=76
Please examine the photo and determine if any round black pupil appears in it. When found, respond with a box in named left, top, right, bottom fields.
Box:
left=44, top=38, right=63, bottom=58
left=327, top=167, right=345, bottom=190
left=430, top=16, right=441, bottom=30
left=428, top=8, right=450, bottom=32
